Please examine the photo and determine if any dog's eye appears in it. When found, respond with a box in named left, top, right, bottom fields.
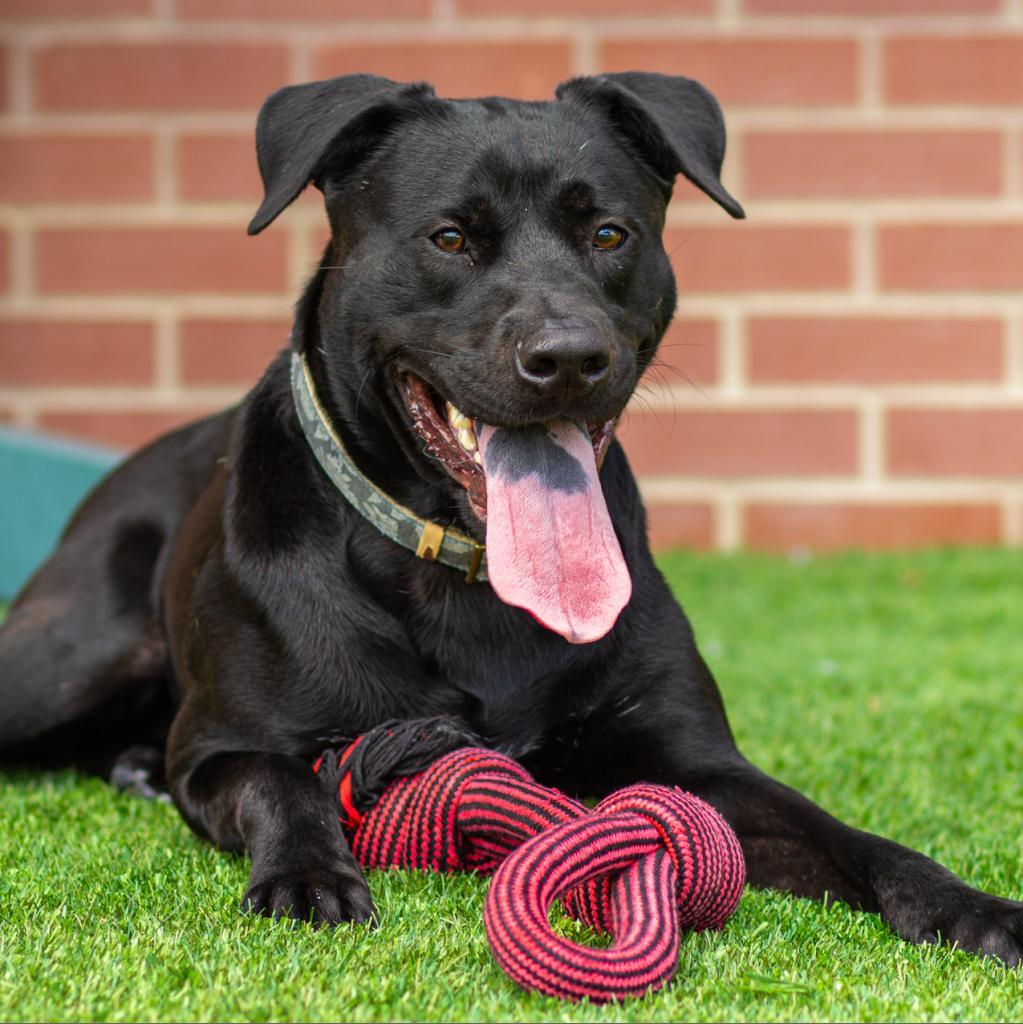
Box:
left=432, top=228, right=467, bottom=254
left=592, top=224, right=627, bottom=251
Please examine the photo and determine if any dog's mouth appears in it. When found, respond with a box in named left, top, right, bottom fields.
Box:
left=399, top=373, right=617, bottom=520
left=399, top=373, right=490, bottom=522
left=399, top=372, right=630, bottom=645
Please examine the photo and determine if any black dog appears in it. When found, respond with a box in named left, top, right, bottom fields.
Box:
left=1, top=71, right=1020, bottom=962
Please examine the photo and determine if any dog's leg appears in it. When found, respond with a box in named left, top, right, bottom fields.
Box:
left=578, top=686, right=1023, bottom=965
left=0, top=530, right=173, bottom=778
left=0, top=411, right=232, bottom=776
left=675, top=754, right=1023, bottom=964
left=167, top=717, right=374, bottom=926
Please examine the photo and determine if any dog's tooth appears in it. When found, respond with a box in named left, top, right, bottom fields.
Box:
left=447, top=404, right=470, bottom=430
left=457, top=428, right=477, bottom=452
left=473, top=451, right=483, bottom=466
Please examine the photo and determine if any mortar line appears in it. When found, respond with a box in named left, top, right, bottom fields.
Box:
left=16, top=396, right=38, bottom=428
left=431, top=0, right=457, bottom=22
left=289, top=34, right=309, bottom=83
left=1005, top=311, right=1023, bottom=392
left=636, top=477, right=1022, bottom=501
left=851, top=216, right=875, bottom=302
left=859, top=28, right=882, bottom=116
left=0, top=386, right=246, bottom=408
left=717, top=493, right=741, bottom=551
left=718, top=307, right=745, bottom=397
left=1004, top=127, right=1021, bottom=199
left=153, top=124, right=176, bottom=206
left=715, top=0, right=740, bottom=30
left=859, top=395, right=884, bottom=489
left=153, top=306, right=179, bottom=393
left=630, top=384, right=1023, bottom=409
left=573, top=25, right=598, bottom=77
left=287, top=220, right=313, bottom=298
left=9, top=31, right=31, bottom=117
left=10, top=217, right=33, bottom=301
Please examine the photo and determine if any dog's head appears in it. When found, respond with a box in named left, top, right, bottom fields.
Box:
left=249, top=72, right=742, bottom=642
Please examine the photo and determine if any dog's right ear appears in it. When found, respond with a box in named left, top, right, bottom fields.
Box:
left=247, top=74, right=435, bottom=235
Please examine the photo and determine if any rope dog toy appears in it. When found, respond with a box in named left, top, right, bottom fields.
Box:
left=313, top=718, right=745, bottom=1003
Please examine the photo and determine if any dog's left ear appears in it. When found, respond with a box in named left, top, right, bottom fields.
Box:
left=556, top=71, right=744, bottom=219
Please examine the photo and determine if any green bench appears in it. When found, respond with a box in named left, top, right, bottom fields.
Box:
left=0, top=427, right=120, bottom=600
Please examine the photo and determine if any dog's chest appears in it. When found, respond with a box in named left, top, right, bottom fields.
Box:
left=406, top=578, right=589, bottom=755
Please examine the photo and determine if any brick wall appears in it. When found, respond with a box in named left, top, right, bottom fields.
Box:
left=1, top=0, right=1021, bottom=552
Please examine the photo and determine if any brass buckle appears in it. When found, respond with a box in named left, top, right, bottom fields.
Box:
left=415, top=520, right=446, bottom=561
left=464, top=544, right=484, bottom=584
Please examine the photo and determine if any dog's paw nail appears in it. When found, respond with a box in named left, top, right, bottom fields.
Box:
left=242, top=870, right=374, bottom=927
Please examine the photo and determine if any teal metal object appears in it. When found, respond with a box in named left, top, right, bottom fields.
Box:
left=0, top=427, right=121, bottom=600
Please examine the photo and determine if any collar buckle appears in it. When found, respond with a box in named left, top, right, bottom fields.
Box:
left=415, top=520, right=446, bottom=561
left=465, top=543, right=484, bottom=584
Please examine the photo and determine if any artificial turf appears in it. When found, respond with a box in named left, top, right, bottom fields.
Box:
left=1, top=548, right=1022, bottom=1022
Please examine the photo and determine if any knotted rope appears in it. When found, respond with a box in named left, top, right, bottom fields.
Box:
left=313, top=717, right=745, bottom=1003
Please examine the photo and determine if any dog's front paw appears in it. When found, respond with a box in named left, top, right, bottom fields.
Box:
left=881, top=859, right=1023, bottom=966
left=909, top=892, right=1023, bottom=966
left=242, top=863, right=376, bottom=927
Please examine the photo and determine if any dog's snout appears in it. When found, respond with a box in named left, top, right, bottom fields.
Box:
left=514, top=319, right=612, bottom=397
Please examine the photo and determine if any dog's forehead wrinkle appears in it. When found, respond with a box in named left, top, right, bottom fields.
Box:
left=364, top=107, right=653, bottom=236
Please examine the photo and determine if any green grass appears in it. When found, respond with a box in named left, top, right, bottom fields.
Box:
left=2, top=548, right=1023, bottom=1022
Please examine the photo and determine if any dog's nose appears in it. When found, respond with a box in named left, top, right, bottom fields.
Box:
left=515, top=319, right=612, bottom=397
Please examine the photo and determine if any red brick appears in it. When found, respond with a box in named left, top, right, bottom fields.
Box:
left=178, top=135, right=261, bottom=202
left=37, top=227, right=287, bottom=295
left=0, top=45, right=8, bottom=111
left=642, top=319, right=718, bottom=390
left=178, top=0, right=427, bottom=16
left=465, top=0, right=710, bottom=12
left=747, top=0, right=998, bottom=12
left=0, top=135, right=153, bottom=202
left=748, top=317, right=1003, bottom=384
left=885, top=37, right=1023, bottom=105
left=888, top=408, right=1023, bottom=476
left=313, top=40, right=573, bottom=101
left=0, top=0, right=150, bottom=15
left=745, top=131, right=1001, bottom=199
left=745, top=502, right=1001, bottom=551
left=36, top=43, right=288, bottom=112
left=664, top=225, right=850, bottom=293
left=0, top=320, right=153, bottom=386
left=181, top=318, right=290, bottom=384
left=618, top=408, right=857, bottom=477
left=599, top=38, right=858, bottom=107
left=39, top=408, right=219, bottom=450
left=880, top=224, right=1023, bottom=291
left=645, top=503, right=715, bottom=551
left=0, top=230, right=8, bottom=294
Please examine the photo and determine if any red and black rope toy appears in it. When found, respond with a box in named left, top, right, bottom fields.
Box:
left=313, top=718, right=746, bottom=1003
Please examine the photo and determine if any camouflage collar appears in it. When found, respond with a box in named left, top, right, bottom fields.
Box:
left=290, top=351, right=487, bottom=583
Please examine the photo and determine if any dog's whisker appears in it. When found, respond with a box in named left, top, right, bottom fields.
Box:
left=646, top=359, right=717, bottom=410
left=353, top=364, right=375, bottom=421
left=664, top=211, right=711, bottom=260
left=408, top=349, right=460, bottom=360
left=637, top=365, right=673, bottom=405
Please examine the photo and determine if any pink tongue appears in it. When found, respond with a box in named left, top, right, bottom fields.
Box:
left=477, top=419, right=631, bottom=644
